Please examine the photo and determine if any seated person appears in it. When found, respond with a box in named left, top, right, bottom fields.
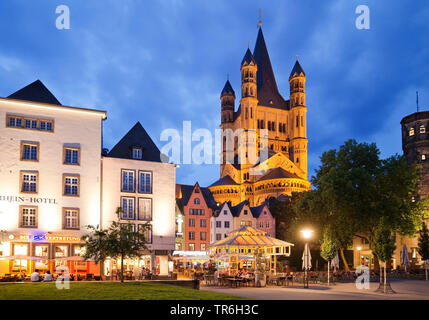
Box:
left=43, top=270, right=53, bottom=282
left=31, top=269, right=41, bottom=282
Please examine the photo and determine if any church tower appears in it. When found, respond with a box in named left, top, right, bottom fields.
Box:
left=289, top=59, right=308, bottom=178
left=220, top=79, right=235, bottom=175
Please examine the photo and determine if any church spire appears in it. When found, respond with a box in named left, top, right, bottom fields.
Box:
left=253, top=27, right=287, bottom=109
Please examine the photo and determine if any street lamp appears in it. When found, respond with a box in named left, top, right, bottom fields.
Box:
left=300, top=229, right=313, bottom=288
left=357, top=246, right=362, bottom=267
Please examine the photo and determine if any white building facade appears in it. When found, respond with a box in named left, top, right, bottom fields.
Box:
left=210, top=202, right=234, bottom=244
left=0, top=80, right=176, bottom=277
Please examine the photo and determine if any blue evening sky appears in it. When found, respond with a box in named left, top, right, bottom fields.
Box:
left=1, top=1, right=428, bottom=186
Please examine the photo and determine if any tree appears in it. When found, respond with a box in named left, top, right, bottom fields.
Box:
left=295, top=140, right=424, bottom=272
left=372, top=223, right=396, bottom=293
left=82, top=208, right=151, bottom=282
left=81, top=226, right=109, bottom=279
left=320, top=228, right=338, bottom=285
left=418, top=222, right=429, bottom=281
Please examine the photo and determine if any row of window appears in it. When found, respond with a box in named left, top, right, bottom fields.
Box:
left=120, top=197, right=152, bottom=221
left=409, top=125, right=426, bottom=136
left=215, top=221, right=230, bottom=228
left=119, top=223, right=153, bottom=243
left=20, top=142, right=80, bottom=165
left=20, top=171, right=80, bottom=196
left=189, top=218, right=207, bottom=228
left=12, top=243, right=82, bottom=259
left=188, top=231, right=207, bottom=241
left=188, top=243, right=206, bottom=251
left=121, top=170, right=152, bottom=193
left=189, top=208, right=205, bottom=216
left=19, top=206, right=79, bottom=229
left=7, top=115, right=54, bottom=132
left=256, top=120, right=288, bottom=133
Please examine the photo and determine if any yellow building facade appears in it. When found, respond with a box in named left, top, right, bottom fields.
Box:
left=209, top=26, right=311, bottom=206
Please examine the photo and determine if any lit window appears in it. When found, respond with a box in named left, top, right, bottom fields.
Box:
left=121, top=170, right=135, bottom=192
left=21, top=143, right=39, bottom=161
left=132, top=148, right=142, bottom=160
left=409, top=128, right=415, bottom=136
left=420, top=126, right=426, bottom=134
left=64, top=147, right=80, bottom=165
left=121, top=197, right=135, bottom=219
left=138, top=198, right=151, bottom=221
left=63, top=175, right=79, bottom=196
left=35, top=245, right=49, bottom=257
left=63, top=208, right=79, bottom=229
left=55, top=245, right=68, bottom=258
left=138, top=224, right=152, bottom=243
left=189, top=243, right=195, bottom=251
left=200, top=244, right=206, bottom=251
left=21, top=172, right=38, bottom=193
left=138, top=171, right=152, bottom=193
left=20, top=206, right=37, bottom=228
left=422, top=154, right=426, bottom=161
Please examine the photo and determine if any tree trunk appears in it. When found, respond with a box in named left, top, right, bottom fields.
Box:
left=379, top=265, right=382, bottom=285
left=339, top=248, right=350, bottom=272
left=383, top=263, right=387, bottom=294
left=120, top=254, right=124, bottom=283
left=328, top=260, right=330, bottom=286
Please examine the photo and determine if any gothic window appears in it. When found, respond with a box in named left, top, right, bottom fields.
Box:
left=283, top=123, right=286, bottom=132
left=268, top=121, right=271, bottom=131
left=301, top=97, right=304, bottom=105
left=301, top=116, right=304, bottom=127
left=296, top=116, right=299, bottom=128
left=250, top=107, right=253, bottom=118
left=279, top=123, right=282, bottom=132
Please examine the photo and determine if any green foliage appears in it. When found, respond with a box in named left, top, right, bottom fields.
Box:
left=372, top=223, right=396, bottom=263
left=320, top=229, right=338, bottom=262
left=294, top=139, right=424, bottom=269
left=82, top=207, right=151, bottom=281
left=418, top=222, right=429, bottom=261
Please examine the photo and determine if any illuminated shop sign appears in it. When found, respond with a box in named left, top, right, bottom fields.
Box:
left=0, top=195, right=57, bottom=204
left=18, top=234, right=81, bottom=242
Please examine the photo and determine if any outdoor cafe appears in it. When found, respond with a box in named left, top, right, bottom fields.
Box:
left=205, top=225, right=294, bottom=287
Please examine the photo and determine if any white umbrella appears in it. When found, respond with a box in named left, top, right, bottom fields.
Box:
left=400, top=244, right=409, bottom=272
left=302, top=243, right=312, bottom=270
left=331, top=251, right=340, bottom=271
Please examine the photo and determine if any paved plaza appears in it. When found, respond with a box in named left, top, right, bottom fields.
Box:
left=201, top=280, right=429, bottom=300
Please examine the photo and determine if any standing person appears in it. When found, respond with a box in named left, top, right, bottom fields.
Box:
left=31, top=269, right=41, bottom=282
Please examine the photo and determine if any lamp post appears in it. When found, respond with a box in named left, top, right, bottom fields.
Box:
left=356, top=246, right=362, bottom=268
left=301, top=229, right=313, bottom=289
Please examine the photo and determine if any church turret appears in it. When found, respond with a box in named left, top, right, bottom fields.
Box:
left=289, top=59, right=308, bottom=178
left=221, top=79, right=235, bottom=124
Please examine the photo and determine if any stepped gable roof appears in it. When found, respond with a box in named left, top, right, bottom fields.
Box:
left=230, top=200, right=250, bottom=217
left=253, top=28, right=288, bottom=110
left=7, top=80, right=62, bottom=105
left=176, top=183, right=218, bottom=210
left=250, top=202, right=268, bottom=218
left=209, top=175, right=239, bottom=187
left=107, top=122, right=163, bottom=162
left=257, top=167, right=301, bottom=182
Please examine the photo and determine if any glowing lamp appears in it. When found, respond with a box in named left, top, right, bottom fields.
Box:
left=357, top=246, right=362, bottom=251
left=300, top=229, right=313, bottom=239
